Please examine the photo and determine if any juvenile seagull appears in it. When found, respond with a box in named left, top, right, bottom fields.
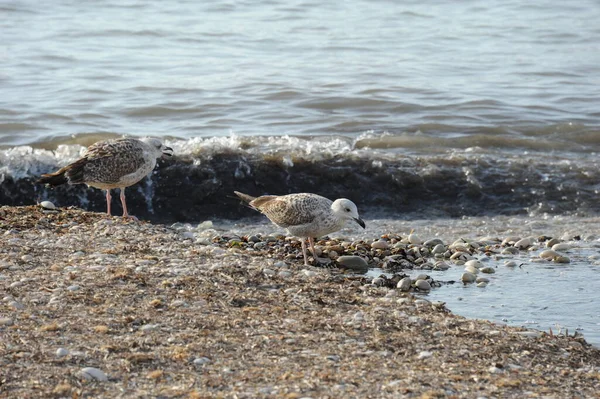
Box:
left=38, top=137, right=173, bottom=217
left=234, top=191, right=365, bottom=265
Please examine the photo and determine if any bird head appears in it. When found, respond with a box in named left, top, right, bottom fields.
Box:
left=143, top=138, right=173, bottom=158
left=331, top=198, right=365, bottom=229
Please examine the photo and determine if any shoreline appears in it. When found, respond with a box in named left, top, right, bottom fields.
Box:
left=1, top=206, right=599, bottom=398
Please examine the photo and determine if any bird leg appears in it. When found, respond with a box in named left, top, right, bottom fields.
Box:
left=301, top=238, right=310, bottom=266
left=105, top=190, right=112, bottom=216
left=308, top=237, right=331, bottom=265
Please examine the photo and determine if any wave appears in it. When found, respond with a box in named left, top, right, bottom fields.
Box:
left=1, top=133, right=599, bottom=223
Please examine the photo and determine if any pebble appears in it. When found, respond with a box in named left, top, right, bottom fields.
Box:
left=10, top=281, right=23, bottom=288
left=546, top=238, right=561, bottom=248
left=464, top=260, right=483, bottom=269
left=513, top=237, right=532, bottom=249
left=0, top=317, right=14, bottom=326
left=262, top=268, right=276, bottom=276
left=408, top=233, right=423, bottom=245
left=433, top=261, right=449, bottom=271
left=540, top=250, right=559, bottom=260
left=461, top=272, right=476, bottom=283
left=552, top=255, right=570, bottom=264
left=40, top=200, right=56, bottom=210
left=67, top=285, right=80, bottom=292
left=464, top=265, right=479, bottom=275
left=79, top=367, right=108, bottom=382
left=551, top=243, right=571, bottom=251
left=337, top=256, right=368, bottom=272
left=417, top=351, right=432, bottom=359
left=278, top=270, right=292, bottom=279
left=273, top=261, right=287, bottom=268
left=371, top=240, right=389, bottom=250
left=56, top=348, right=69, bottom=358
left=140, top=324, right=159, bottom=333
left=475, top=277, right=490, bottom=283
left=193, top=357, right=211, bottom=365
left=431, top=244, right=446, bottom=255
left=397, top=277, right=411, bottom=292
left=476, top=282, right=488, bottom=288
left=9, top=301, right=24, bottom=310
left=424, top=238, right=444, bottom=247
left=415, top=279, right=431, bottom=291
left=301, top=270, right=318, bottom=279
left=504, top=261, right=518, bottom=267
left=21, top=255, right=33, bottom=262
left=480, top=266, right=496, bottom=274
left=501, top=247, right=519, bottom=255
left=501, top=236, right=521, bottom=246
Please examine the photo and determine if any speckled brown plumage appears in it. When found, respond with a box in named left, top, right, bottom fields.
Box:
left=38, top=137, right=173, bottom=217
left=234, top=191, right=365, bottom=265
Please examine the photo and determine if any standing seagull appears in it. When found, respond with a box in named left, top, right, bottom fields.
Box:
left=38, top=137, right=173, bottom=217
left=234, top=191, right=365, bottom=265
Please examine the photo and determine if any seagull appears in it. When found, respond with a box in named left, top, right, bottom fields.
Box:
left=234, top=191, right=365, bottom=265
left=38, top=137, right=173, bottom=217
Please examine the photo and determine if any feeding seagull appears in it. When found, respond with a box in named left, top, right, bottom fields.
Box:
left=38, top=137, right=173, bottom=217
left=234, top=191, right=365, bottom=265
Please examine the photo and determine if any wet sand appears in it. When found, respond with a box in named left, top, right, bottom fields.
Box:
left=1, top=206, right=599, bottom=398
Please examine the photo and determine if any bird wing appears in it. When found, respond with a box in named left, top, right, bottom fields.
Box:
left=253, top=195, right=319, bottom=228
left=81, top=139, right=147, bottom=184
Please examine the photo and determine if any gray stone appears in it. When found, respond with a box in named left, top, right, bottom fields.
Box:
left=337, top=256, right=368, bottom=272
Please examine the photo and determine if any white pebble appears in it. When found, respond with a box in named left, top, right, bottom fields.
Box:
left=302, top=270, right=318, bottom=278
left=21, top=255, right=33, bottom=262
left=504, top=261, right=518, bottom=267
left=417, top=351, right=432, bottom=359
left=461, top=272, right=476, bottom=283
left=371, top=240, right=389, bottom=249
left=79, top=367, right=108, bottom=382
left=140, top=324, right=159, bottom=333
left=477, top=282, right=488, bottom=288
left=464, top=260, right=483, bottom=269
left=40, top=200, right=56, bottom=210
left=67, top=285, right=80, bottom=291
left=552, top=243, right=571, bottom=251
left=408, top=233, right=423, bottom=245
left=262, top=268, right=276, bottom=276
left=56, top=348, right=69, bottom=358
left=540, top=250, right=559, bottom=260
left=513, top=237, right=531, bottom=249
left=464, top=265, right=479, bottom=274
left=0, top=317, right=14, bottom=326
left=193, top=357, right=211, bottom=365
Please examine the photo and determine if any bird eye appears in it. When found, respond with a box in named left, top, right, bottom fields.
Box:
left=345, top=208, right=350, bottom=212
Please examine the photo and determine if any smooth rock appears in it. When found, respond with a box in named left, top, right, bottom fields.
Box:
left=464, top=265, right=479, bottom=274
left=433, top=261, right=449, bottom=271
left=501, top=247, right=519, bottom=255
left=337, top=256, right=368, bottom=272
left=424, top=238, right=444, bottom=247
left=262, top=268, right=276, bottom=276
left=417, top=351, right=432, bottom=359
left=79, top=367, right=108, bottom=382
left=415, top=280, right=431, bottom=291
left=551, top=243, right=571, bottom=251
left=140, top=324, right=159, bottom=333
left=501, top=236, right=521, bottom=246
left=40, top=201, right=56, bottom=210
left=371, top=240, right=389, bottom=250
left=464, top=260, right=483, bottom=269
left=475, top=277, right=490, bottom=283
left=56, top=348, right=69, bottom=358
left=431, top=244, right=446, bottom=255
left=408, top=233, right=423, bottom=245
left=504, top=261, right=518, bottom=267
left=552, top=255, right=570, bottom=264
left=193, top=357, right=210, bottom=365
left=9, top=301, right=24, bottom=310
left=397, top=277, right=411, bottom=292
left=476, top=282, right=488, bottom=288
left=67, top=285, right=80, bottom=291
left=513, top=237, right=531, bottom=249
left=461, top=272, right=476, bottom=283
left=540, top=250, right=559, bottom=260
left=480, top=266, right=496, bottom=274
left=0, top=317, right=14, bottom=326
left=546, top=238, right=561, bottom=248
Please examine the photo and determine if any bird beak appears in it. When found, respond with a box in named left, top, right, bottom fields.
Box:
left=162, top=147, right=174, bottom=157
left=354, top=217, right=366, bottom=229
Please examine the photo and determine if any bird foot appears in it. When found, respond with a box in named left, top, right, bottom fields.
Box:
left=311, top=256, right=332, bottom=265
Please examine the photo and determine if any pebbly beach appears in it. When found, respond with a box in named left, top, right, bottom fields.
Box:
left=1, top=205, right=599, bottom=398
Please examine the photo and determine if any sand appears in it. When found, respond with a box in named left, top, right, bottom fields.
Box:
left=1, top=206, right=599, bottom=398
